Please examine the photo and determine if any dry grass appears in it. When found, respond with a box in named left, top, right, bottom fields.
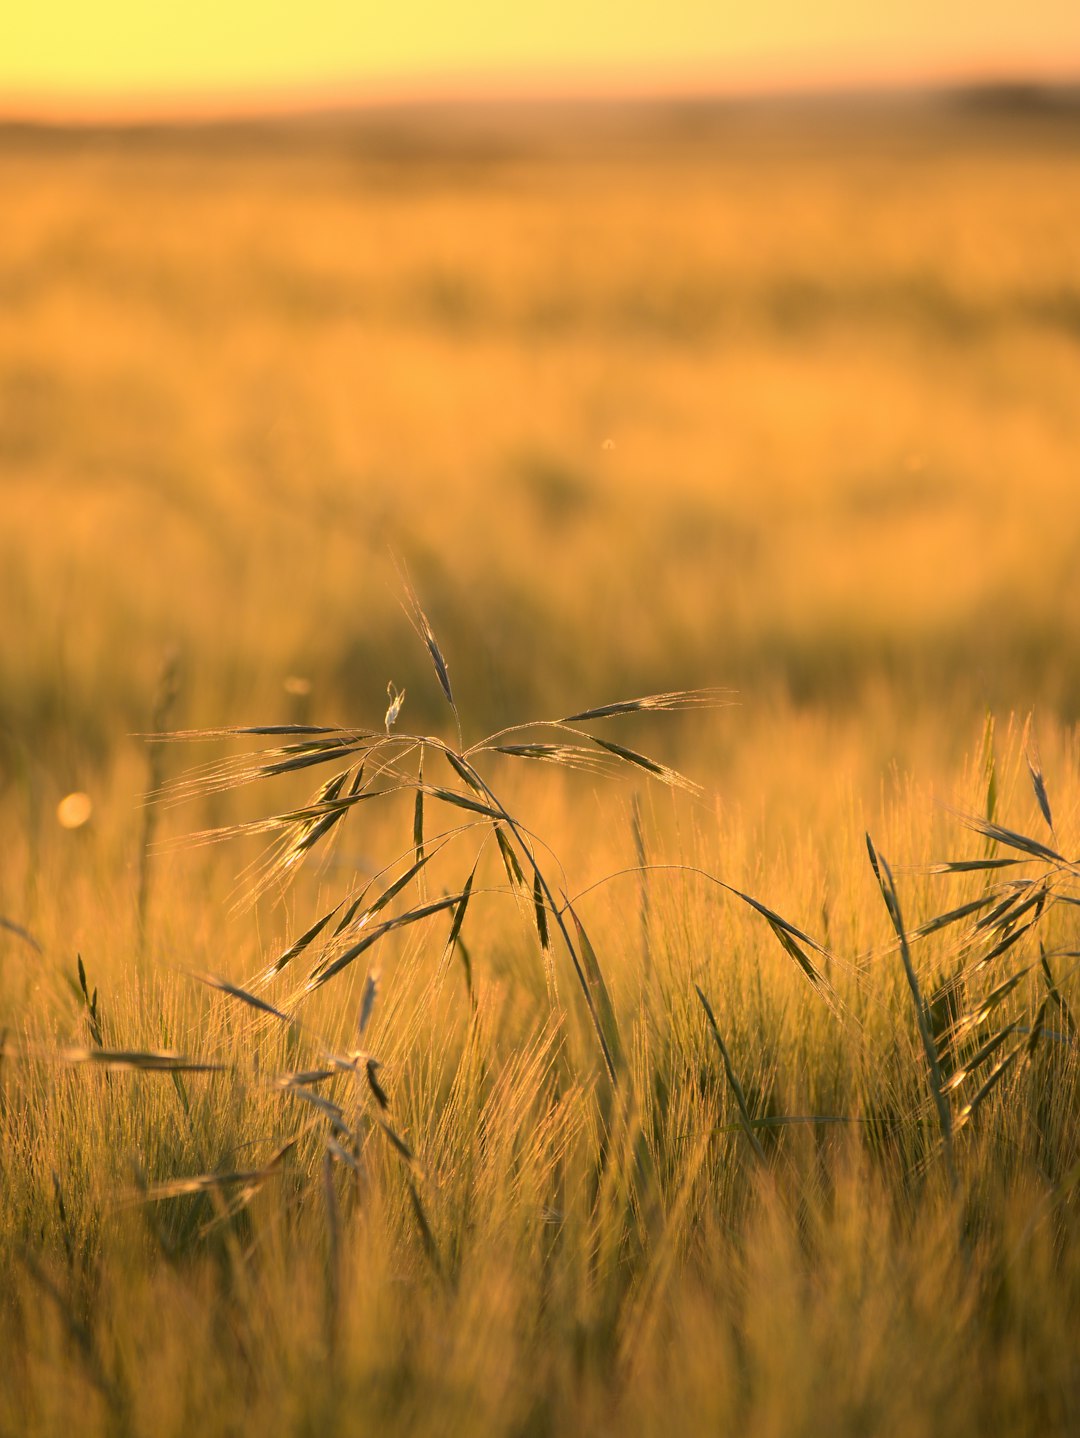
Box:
left=2, top=97, right=1080, bottom=1436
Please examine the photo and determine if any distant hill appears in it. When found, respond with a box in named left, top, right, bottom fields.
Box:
left=1, top=79, right=1077, bottom=160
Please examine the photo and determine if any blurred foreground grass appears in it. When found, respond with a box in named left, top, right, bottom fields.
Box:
left=2, top=97, right=1080, bottom=1436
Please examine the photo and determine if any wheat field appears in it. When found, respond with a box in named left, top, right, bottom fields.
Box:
left=2, top=96, right=1080, bottom=1436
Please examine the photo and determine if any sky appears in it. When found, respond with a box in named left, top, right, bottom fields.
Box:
left=3, top=1, right=1080, bottom=118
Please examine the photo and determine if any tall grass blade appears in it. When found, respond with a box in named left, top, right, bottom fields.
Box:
left=425, top=786, right=502, bottom=820
left=1026, top=750, right=1054, bottom=834
left=18, top=1252, right=123, bottom=1416
left=357, top=969, right=379, bottom=1040
left=399, top=570, right=456, bottom=717
left=695, top=984, right=767, bottom=1163
left=982, top=711, right=997, bottom=827
left=443, top=748, right=485, bottom=793
left=263, top=900, right=347, bottom=981
left=354, top=848, right=442, bottom=929
left=260, top=744, right=366, bottom=779
left=138, top=647, right=181, bottom=949
left=55, top=1047, right=224, bottom=1073
left=567, top=905, right=624, bottom=1078
left=140, top=1136, right=299, bottom=1199
left=867, top=834, right=957, bottom=1189
left=923, top=858, right=1025, bottom=875
left=960, top=816, right=1064, bottom=865
left=376, top=1117, right=417, bottom=1167
left=322, top=1150, right=341, bottom=1354
left=711, top=881, right=836, bottom=1006
left=973, top=917, right=1042, bottom=974
left=943, top=1022, right=1021, bottom=1093
left=443, top=861, right=478, bottom=969
left=975, top=884, right=1047, bottom=936
left=586, top=735, right=700, bottom=793
left=956, top=1041, right=1027, bottom=1129
left=909, top=893, right=1002, bottom=940
left=1026, top=998, right=1049, bottom=1057
left=764, top=916, right=831, bottom=998
left=195, top=972, right=291, bottom=1023
left=365, top=1058, right=390, bottom=1110
left=632, top=793, right=651, bottom=978
left=75, top=954, right=103, bottom=1047
left=954, top=965, right=1035, bottom=1038
left=1039, top=948, right=1078, bottom=1036
left=496, top=825, right=527, bottom=891
left=561, top=689, right=728, bottom=723
left=533, top=869, right=550, bottom=953
left=229, top=725, right=342, bottom=737
left=282, top=1087, right=352, bottom=1138
left=308, top=894, right=463, bottom=989
left=407, top=1180, right=443, bottom=1277
left=414, top=748, right=425, bottom=868
left=0, top=917, right=41, bottom=953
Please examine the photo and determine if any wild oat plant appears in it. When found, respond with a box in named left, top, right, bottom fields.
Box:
left=133, top=586, right=792, bottom=1238
left=50, top=600, right=1078, bottom=1231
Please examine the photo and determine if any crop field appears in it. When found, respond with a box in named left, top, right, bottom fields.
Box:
left=1, top=96, right=1080, bottom=1435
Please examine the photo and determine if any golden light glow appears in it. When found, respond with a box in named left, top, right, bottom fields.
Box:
left=57, top=793, right=93, bottom=830
left=2, top=1, right=1079, bottom=117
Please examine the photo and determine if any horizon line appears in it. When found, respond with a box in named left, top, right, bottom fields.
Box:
left=3, top=59, right=1080, bottom=127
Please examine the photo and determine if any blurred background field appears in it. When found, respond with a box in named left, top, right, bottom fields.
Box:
left=3, top=96, right=1080, bottom=770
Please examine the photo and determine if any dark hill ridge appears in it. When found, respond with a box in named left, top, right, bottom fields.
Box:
left=1, top=79, right=1078, bottom=161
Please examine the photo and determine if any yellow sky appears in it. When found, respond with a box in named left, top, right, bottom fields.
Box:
left=3, top=1, right=1080, bottom=116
